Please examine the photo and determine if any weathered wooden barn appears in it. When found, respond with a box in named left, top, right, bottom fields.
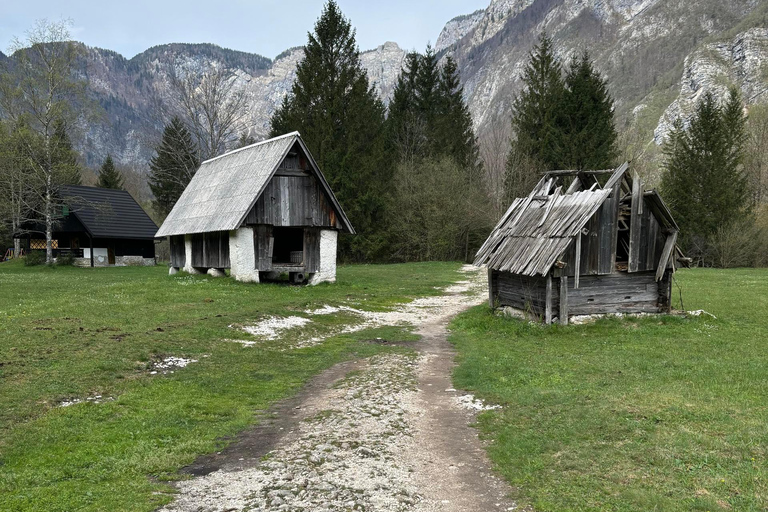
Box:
left=474, top=163, right=681, bottom=324
left=15, top=185, right=158, bottom=267
left=155, top=132, right=354, bottom=284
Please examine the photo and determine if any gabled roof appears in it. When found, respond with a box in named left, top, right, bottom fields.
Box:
left=61, top=185, right=158, bottom=240
left=156, top=132, right=354, bottom=237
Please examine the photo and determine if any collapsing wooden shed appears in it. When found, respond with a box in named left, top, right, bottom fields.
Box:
left=474, top=163, right=681, bottom=324
left=155, top=132, right=354, bottom=284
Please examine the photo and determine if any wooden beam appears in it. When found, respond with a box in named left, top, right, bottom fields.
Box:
left=628, top=171, right=643, bottom=272
left=488, top=268, right=495, bottom=308
left=559, top=276, right=569, bottom=325
left=574, top=232, right=582, bottom=289
left=656, top=232, right=678, bottom=282
left=545, top=274, right=553, bottom=325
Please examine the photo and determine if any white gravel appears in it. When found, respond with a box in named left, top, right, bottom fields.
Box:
left=159, top=354, right=423, bottom=512
left=59, top=395, right=114, bottom=407
left=237, top=265, right=486, bottom=350
left=453, top=393, right=502, bottom=411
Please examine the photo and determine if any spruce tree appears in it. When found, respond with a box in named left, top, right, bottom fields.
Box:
left=51, top=119, right=82, bottom=185
left=97, top=154, right=123, bottom=189
left=149, top=117, right=199, bottom=218
left=661, top=89, right=750, bottom=257
left=562, top=50, right=617, bottom=170
left=387, top=52, right=423, bottom=159
left=435, top=56, right=480, bottom=172
left=509, top=33, right=566, bottom=171
left=270, top=0, right=391, bottom=260
left=414, top=45, right=440, bottom=141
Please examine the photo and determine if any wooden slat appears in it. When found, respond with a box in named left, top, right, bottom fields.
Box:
left=656, top=232, right=678, bottom=282
left=574, top=231, right=582, bottom=288
left=628, top=171, right=643, bottom=272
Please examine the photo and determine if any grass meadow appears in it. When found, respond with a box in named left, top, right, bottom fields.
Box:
left=450, top=268, right=768, bottom=511
left=0, top=260, right=462, bottom=511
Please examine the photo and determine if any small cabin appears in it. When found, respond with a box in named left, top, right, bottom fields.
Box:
left=15, top=185, right=158, bottom=267
left=474, top=163, right=681, bottom=324
left=155, top=132, right=354, bottom=284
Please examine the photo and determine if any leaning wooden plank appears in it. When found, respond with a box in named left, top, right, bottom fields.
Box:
left=656, top=232, right=678, bottom=282
left=628, top=171, right=643, bottom=272
left=603, top=162, right=630, bottom=191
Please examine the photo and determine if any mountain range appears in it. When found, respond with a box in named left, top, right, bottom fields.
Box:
left=2, top=0, right=767, bottom=170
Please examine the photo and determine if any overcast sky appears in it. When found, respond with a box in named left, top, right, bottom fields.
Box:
left=1, top=1, right=489, bottom=59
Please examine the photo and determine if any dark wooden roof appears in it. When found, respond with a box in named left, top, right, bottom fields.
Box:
left=61, top=185, right=159, bottom=240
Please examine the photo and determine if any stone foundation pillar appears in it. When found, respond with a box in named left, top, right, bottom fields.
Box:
left=229, top=227, right=259, bottom=283
left=308, top=229, right=337, bottom=286
left=183, top=234, right=202, bottom=274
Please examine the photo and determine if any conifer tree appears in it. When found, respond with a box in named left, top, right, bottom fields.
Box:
left=562, top=50, right=617, bottom=170
left=51, top=119, right=82, bottom=185
left=270, top=0, right=391, bottom=260
left=414, top=45, right=440, bottom=137
left=509, top=33, right=566, bottom=171
left=435, top=56, right=479, bottom=172
left=661, top=89, right=750, bottom=257
left=387, top=52, right=423, bottom=160
left=97, top=154, right=123, bottom=189
left=149, top=117, right=199, bottom=218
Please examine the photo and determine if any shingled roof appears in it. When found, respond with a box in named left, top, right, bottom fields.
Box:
left=156, top=132, right=354, bottom=237
left=474, top=163, right=634, bottom=276
left=61, top=185, right=158, bottom=239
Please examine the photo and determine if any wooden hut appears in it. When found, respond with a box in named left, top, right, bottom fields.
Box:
left=155, top=132, right=354, bottom=284
left=474, top=163, right=681, bottom=324
left=15, top=185, right=158, bottom=267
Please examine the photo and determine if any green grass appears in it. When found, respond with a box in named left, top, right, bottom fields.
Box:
left=450, top=268, right=768, bottom=511
left=0, top=260, right=462, bottom=511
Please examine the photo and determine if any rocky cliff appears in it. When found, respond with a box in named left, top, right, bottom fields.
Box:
left=4, top=0, right=767, bottom=168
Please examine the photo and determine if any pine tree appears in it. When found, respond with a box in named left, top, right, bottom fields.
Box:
left=509, top=33, right=566, bottom=171
left=661, top=89, right=750, bottom=257
left=270, top=0, right=391, bottom=260
left=562, top=50, right=617, bottom=170
left=51, top=119, right=82, bottom=185
left=149, top=117, right=199, bottom=218
left=97, top=154, right=123, bottom=189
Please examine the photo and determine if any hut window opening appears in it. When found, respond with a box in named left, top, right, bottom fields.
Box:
left=272, top=227, right=304, bottom=265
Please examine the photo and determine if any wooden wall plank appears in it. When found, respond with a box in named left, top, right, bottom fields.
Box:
left=628, top=172, right=643, bottom=272
left=304, top=228, right=319, bottom=273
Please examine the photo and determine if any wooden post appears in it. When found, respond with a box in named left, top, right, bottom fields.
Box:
left=487, top=267, right=495, bottom=308
left=559, top=275, right=569, bottom=325
left=628, top=171, right=643, bottom=272
left=574, top=231, right=582, bottom=289
left=545, top=274, right=553, bottom=325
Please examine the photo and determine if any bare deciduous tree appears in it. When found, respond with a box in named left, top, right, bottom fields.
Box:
left=478, top=120, right=510, bottom=219
left=169, top=65, right=249, bottom=160
left=0, top=19, right=87, bottom=263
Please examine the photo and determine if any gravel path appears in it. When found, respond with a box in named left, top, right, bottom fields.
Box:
left=159, top=266, right=518, bottom=512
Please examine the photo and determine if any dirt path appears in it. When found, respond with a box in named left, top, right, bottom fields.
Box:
left=159, top=266, right=518, bottom=512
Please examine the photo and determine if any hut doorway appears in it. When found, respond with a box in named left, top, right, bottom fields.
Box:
left=272, top=227, right=304, bottom=265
